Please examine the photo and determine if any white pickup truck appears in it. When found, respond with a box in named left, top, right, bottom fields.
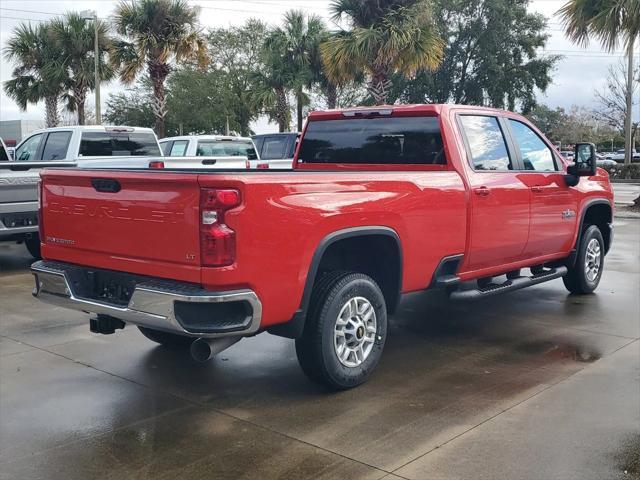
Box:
left=13, top=125, right=161, bottom=161
left=159, top=135, right=259, bottom=168
left=0, top=125, right=161, bottom=258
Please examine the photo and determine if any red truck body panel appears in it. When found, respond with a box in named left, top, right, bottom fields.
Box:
left=38, top=104, right=614, bottom=331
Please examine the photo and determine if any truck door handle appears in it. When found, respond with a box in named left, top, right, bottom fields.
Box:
left=474, top=186, right=491, bottom=196
left=531, top=186, right=544, bottom=193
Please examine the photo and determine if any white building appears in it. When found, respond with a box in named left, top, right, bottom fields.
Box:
left=0, top=120, right=45, bottom=147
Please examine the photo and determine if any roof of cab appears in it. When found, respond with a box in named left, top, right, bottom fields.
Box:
left=30, top=125, right=156, bottom=134
left=160, top=135, right=252, bottom=142
left=307, top=103, right=515, bottom=120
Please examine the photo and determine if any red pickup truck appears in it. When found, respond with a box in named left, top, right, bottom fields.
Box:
left=32, top=104, right=613, bottom=389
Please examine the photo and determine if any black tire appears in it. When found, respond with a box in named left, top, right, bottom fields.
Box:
left=295, top=271, right=387, bottom=390
left=138, top=326, right=193, bottom=349
left=563, top=225, right=605, bottom=294
left=25, top=235, right=41, bottom=259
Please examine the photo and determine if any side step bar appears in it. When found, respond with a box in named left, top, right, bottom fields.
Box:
left=450, top=266, right=568, bottom=301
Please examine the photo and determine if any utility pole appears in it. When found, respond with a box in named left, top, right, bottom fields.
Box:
left=81, top=10, right=101, bottom=125
left=624, top=40, right=634, bottom=164
left=93, top=11, right=101, bottom=125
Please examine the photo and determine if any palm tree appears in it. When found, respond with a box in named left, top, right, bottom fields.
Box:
left=268, top=11, right=327, bottom=131
left=4, top=23, right=68, bottom=127
left=51, top=13, right=114, bottom=125
left=111, top=0, right=207, bottom=138
left=251, top=56, right=292, bottom=133
left=321, top=0, right=444, bottom=105
left=559, top=0, right=640, bottom=165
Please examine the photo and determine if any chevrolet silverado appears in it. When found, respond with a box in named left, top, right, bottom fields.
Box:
left=31, top=104, right=613, bottom=389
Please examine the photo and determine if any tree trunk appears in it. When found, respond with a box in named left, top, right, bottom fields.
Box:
left=325, top=83, right=337, bottom=109
left=44, top=96, right=59, bottom=128
left=368, top=72, right=392, bottom=105
left=148, top=62, right=171, bottom=139
left=74, top=86, right=87, bottom=126
left=275, top=86, right=289, bottom=133
left=624, top=41, right=634, bottom=165
left=297, top=93, right=303, bottom=132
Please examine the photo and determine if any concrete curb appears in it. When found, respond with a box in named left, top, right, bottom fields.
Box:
left=610, top=179, right=640, bottom=184
left=615, top=211, right=640, bottom=219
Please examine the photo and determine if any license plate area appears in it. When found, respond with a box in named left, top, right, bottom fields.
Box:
left=66, top=268, right=141, bottom=307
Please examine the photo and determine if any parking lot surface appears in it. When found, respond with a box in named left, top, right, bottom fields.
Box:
left=1, top=220, right=639, bottom=480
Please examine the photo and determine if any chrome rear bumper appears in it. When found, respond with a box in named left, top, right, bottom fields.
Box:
left=31, top=261, right=262, bottom=338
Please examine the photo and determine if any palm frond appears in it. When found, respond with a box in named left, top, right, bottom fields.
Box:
left=558, top=0, right=640, bottom=51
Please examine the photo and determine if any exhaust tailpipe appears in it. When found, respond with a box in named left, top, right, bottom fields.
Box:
left=190, top=337, right=241, bottom=363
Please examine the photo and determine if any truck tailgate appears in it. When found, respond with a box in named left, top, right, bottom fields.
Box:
left=40, top=170, right=202, bottom=282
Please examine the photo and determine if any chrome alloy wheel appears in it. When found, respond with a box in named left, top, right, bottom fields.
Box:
left=584, top=238, right=602, bottom=283
left=334, top=296, right=377, bottom=368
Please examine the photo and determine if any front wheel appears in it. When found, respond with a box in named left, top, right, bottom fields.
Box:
left=563, top=225, right=605, bottom=294
left=295, top=272, right=387, bottom=390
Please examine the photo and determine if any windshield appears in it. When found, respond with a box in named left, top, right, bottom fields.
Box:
left=0, top=143, right=8, bottom=161
left=79, top=131, right=160, bottom=157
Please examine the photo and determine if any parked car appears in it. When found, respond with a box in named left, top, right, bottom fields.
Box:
left=0, top=126, right=160, bottom=258
left=560, top=150, right=574, bottom=160
left=31, top=104, right=613, bottom=390
left=608, top=148, right=639, bottom=162
left=596, top=157, right=618, bottom=168
left=251, top=132, right=299, bottom=169
left=159, top=135, right=258, bottom=168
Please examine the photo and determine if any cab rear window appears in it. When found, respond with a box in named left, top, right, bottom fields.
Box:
left=196, top=140, right=254, bottom=157
left=298, top=116, right=445, bottom=165
left=79, top=132, right=160, bottom=157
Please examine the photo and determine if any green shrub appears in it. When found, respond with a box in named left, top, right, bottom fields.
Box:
left=602, top=163, right=640, bottom=179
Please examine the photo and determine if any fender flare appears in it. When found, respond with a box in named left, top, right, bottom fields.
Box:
left=268, top=226, right=403, bottom=339
left=567, top=198, right=613, bottom=266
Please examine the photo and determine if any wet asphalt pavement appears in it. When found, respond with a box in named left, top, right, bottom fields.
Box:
left=1, top=220, right=639, bottom=480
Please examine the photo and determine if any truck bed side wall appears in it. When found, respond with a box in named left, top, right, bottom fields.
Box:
left=198, top=172, right=467, bottom=328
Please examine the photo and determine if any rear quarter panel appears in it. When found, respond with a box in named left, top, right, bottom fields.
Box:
left=198, top=171, right=467, bottom=328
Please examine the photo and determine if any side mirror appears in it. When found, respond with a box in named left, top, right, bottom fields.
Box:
left=246, top=148, right=258, bottom=161
left=565, top=143, right=597, bottom=186
left=572, top=143, right=597, bottom=177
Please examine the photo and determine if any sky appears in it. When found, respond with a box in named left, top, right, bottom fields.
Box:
left=0, top=0, right=638, bottom=134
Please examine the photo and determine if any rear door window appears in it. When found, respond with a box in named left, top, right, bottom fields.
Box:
left=79, top=131, right=161, bottom=156
left=15, top=133, right=44, bottom=161
left=298, top=116, right=445, bottom=165
left=41, top=131, right=72, bottom=160
left=459, top=116, right=512, bottom=171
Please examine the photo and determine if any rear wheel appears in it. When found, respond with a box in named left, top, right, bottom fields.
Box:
left=25, top=235, right=41, bottom=259
left=138, top=326, right=193, bottom=349
left=295, top=271, right=387, bottom=390
left=563, top=225, right=604, bottom=294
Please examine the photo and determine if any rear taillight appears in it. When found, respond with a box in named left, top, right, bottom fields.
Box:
left=200, top=188, right=241, bottom=267
left=37, top=178, right=44, bottom=240
left=149, top=161, right=165, bottom=169
left=257, top=162, right=269, bottom=169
